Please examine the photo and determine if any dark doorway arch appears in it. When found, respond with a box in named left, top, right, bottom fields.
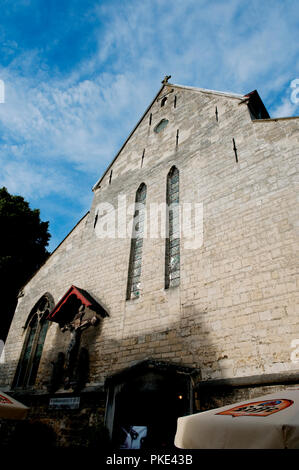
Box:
left=105, top=360, right=198, bottom=449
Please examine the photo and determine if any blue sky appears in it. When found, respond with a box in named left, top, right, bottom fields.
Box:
left=0, top=0, right=298, bottom=251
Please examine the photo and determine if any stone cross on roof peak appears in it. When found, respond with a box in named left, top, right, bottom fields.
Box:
left=161, top=75, right=171, bottom=85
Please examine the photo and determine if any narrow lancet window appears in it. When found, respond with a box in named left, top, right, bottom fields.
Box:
left=165, top=167, right=180, bottom=288
left=233, top=138, right=238, bottom=162
left=94, top=212, right=98, bottom=228
left=126, top=184, right=147, bottom=299
left=141, top=149, right=145, bottom=168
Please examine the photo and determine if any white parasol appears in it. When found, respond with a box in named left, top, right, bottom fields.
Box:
left=0, top=390, right=29, bottom=420
left=175, top=388, right=299, bottom=449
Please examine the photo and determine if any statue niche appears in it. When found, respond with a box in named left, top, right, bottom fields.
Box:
left=61, top=305, right=98, bottom=389
left=46, top=285, right=108, bottom=391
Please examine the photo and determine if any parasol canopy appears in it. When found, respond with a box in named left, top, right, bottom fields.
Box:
left=0, top=390, right=29, bottom=420
left=175, top=388, right=299, bottom=449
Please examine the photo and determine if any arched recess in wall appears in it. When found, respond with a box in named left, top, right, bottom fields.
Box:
left=165, top=166, right=180, bottom=289
left=126, top=183, right=147, bottom=300
left=13, top=293, right=54, bottom=388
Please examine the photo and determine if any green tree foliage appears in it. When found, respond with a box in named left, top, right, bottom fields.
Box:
left=0, top=187, right=51, bottom=341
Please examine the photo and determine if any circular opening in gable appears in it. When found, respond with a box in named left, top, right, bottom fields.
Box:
left=154, top=119, right=169, bottom=134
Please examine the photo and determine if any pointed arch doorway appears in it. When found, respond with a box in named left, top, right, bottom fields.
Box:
left=105, top=360, right=199, bottom=449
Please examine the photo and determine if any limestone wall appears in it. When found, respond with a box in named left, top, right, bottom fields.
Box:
left=1, top=85, right=298, bottom=391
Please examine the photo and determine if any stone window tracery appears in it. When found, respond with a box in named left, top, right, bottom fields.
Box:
left=13, top=294, right=53, bottom=388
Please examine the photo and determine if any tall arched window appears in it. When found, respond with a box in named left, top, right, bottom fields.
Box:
left=126, top=183, right=147, bottom=300
left=165, top=167, right=180, bottom=288
left=13, top=294, right=53, bottom=388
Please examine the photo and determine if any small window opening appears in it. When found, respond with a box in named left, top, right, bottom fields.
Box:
left=141, top=149, right=145, bottom=168
left=161, top=96, right=167, bottom=107
left=154, top=119, right=169, bottom=134
left=232, top=138, right=238, bottom=163
left=94, top=213, right=98, bottom=228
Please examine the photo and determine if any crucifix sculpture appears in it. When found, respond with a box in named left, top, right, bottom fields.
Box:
left=61, top=304, right=99, bottom=389
left=47, top=285, right=107, bottom=391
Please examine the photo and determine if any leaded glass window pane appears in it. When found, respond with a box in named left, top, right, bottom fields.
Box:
left=15, top=315, right=38, bottom=387
left=28, top=319, right=49, bottom=386
left=127, top=184, right=147, bottom=299
left=154, top=119, right=169, bottom=133
left=165, top=167, right=180, bottom=288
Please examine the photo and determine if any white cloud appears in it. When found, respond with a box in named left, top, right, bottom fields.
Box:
left=0, top=0, right=298, bottom=214
left=271, top=98, right=298, bottom=119
left=0, top=71, right=148, bottom=190
left=1, top=159, right=73, bottom=199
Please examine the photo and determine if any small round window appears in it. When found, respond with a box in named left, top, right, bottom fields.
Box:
left=154, top=119, right=169, bottom=133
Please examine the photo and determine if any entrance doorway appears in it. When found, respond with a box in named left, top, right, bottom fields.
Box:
left=106, top=362, right=194, bottom=449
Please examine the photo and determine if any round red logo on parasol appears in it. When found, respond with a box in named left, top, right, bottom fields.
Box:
left=0, top=394, right=13, bottom=405
left=216, top=399, right=294, bottom=417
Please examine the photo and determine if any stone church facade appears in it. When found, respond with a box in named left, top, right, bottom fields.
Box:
left=0, top=78, right=298, bottom=448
